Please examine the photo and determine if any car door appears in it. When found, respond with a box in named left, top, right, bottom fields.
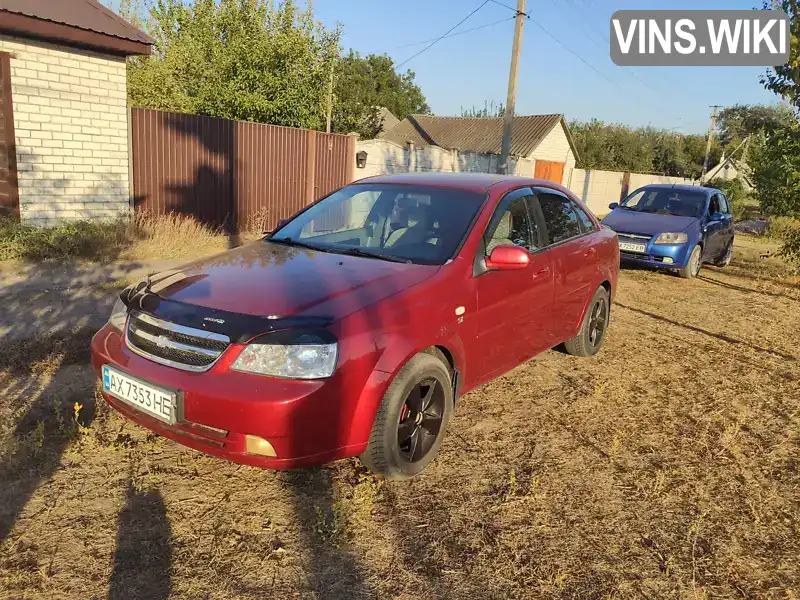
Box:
left=472, top=188, right=555, bottom=382
left=534, top=188, right=600, bottom=343
left=702, top=193, right=727, bottom=260
left=715, top=192, right=735, bottom=258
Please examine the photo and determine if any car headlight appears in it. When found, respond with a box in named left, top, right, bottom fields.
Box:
left=654, top=232, right=688, bottom=244
left=108, top=296, right=128, bottom=331
left=231, top=331, right=337, bottom=379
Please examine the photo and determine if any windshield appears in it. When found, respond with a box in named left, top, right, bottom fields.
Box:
left=619, top=188, right=706, bottom=218
left=270, top=184, right=486, bottom=265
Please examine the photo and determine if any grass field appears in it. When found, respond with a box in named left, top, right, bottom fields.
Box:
left=1, top=236, right=798, bottom=599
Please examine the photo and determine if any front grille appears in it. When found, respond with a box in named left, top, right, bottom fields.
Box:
left=125, top=311, right=230, bottom=372
left=618, top=231, right=652, bottom=242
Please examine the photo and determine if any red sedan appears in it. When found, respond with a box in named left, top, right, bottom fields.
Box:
left=91, top=173, right=619, bottom=479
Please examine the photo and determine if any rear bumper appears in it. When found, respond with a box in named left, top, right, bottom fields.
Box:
left=91, top=324, right=389, bottom=469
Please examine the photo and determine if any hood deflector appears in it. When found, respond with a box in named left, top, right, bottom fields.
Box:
left=119, top=280, right=334, bottom=344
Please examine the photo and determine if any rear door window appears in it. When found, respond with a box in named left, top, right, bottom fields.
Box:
left=536, top=191, right=583, bottom=245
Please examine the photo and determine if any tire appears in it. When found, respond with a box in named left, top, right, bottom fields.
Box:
left=679, top=244, right=702, bottom=279
left=716, top=240, right=733, bottom=267
left=563, top=286, right=610, bottom=357
left=360, top=353, right=454, bottom=479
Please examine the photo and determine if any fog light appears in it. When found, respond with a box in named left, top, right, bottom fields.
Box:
left=662, top=257, right=674, bottom=264
left=245, top=435, right=277, bottom=457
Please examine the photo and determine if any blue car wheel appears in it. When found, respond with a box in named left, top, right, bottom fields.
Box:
left=679, top=245, right=702, bottom=279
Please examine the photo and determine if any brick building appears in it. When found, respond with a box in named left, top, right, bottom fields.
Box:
left=0, top=0, right=151, bottom=224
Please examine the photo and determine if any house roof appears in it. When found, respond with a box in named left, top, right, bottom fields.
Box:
left=382, top=113, right=575, bottom=158
left=0, top=0, right=152, bottom=56
left=375, top=107, right=400, bottom=137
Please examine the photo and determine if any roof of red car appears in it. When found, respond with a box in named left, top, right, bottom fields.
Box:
left=357, top=172, right=545, bottom=193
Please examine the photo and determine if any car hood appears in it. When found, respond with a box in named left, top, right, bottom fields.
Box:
left=143, top=241, right=439, bottom=320
left=601, top=210, right=697, bottom=235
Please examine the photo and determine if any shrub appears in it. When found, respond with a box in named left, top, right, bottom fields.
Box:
left=0, top=213, right=230, bottom=263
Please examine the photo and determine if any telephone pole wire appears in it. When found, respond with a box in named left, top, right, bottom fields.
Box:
left=498, top=0, right=526, bottom=175
left=700, top=105, right=722, bottom=182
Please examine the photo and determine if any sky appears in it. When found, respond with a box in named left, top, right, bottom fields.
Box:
left=308, top=0, right=784, bottom=134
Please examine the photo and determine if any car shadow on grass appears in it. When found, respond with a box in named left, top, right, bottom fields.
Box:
left=614, top=301, right=798, bottom=361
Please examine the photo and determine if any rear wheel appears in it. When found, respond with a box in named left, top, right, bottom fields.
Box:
left=679, top=244, right=702, bottom=278
left=564, top=286, right=610, bottom=357
left=360, top=353, right=454, bottom=479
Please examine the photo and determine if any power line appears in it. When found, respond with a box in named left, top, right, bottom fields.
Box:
left=528, top=19, right=621, bottom=89
left=386, top=17, right=514, bottom=51
left=488, top=0, right=526, bottom=15
left=396, top=0, right=490, bottom=69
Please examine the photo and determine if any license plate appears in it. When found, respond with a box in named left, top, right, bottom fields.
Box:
left=102, top=365, right=179, bottom=424
left=619, top=241, right=647, bottom=253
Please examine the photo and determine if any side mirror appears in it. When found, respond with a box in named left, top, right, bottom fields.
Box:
left=608, top=202, right=619, bottom=210
left=486, top=245, right=531, bottom=271
left=708, top=212, right=725, bottom=222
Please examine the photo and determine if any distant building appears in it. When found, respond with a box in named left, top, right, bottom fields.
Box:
left=380, top=113, right=578, bottom=185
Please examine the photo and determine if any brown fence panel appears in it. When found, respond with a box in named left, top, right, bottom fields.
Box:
left=131, top=108, right=352, bottom=232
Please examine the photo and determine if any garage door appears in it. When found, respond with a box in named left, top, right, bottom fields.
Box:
left=534, top=160, right=565, bottom=185
left=0, top=52, right=18, bottom=217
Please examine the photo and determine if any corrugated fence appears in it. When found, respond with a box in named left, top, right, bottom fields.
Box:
left=130, top=107, right=355, bottom=231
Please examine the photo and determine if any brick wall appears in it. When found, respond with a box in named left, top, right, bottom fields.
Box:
left=0, top=35, right=130, bottom=225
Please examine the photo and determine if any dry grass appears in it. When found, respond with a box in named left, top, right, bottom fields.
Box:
left=1, top=236, right=799, bottom=599
left=0, top=213, right=263, bottom=266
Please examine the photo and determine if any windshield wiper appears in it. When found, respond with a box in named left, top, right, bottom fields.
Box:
left=330, top=247, right=413, bottom=264
left=268, top=237, right=330, bottom=252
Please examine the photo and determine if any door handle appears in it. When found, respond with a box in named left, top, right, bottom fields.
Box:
left=532, top=267, right=551, bottom=280
left=584, top=248, right=597, bottom=257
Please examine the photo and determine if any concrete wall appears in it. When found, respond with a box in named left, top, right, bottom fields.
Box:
left=568, top=169, right=695, bottom=217
left=0, top=35, right=130, bottom=225
left=354, top=138, right=535, bottom=180
left=529, top=122, right=576, bottom=186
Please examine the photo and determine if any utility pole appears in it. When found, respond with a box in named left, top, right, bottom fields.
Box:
left=498, top=0, right=526, bottom=175
left=325, top=56, right=336, bottom=134
left=700, top=105, right=722, bottom=182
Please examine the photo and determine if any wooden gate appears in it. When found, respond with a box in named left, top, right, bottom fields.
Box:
left=534, top=160, right=565, bottom=185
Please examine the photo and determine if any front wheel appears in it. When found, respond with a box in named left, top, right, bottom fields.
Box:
left=679, top=244, right=702, bottom=278
left=360, top=353, right=454, bottom=479
left=564, top=286, right=610, bottom=357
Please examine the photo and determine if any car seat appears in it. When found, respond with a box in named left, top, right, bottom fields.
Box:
left=486, top=211, right=513, bottom=254
left=385, top=204, right=431, bottom=248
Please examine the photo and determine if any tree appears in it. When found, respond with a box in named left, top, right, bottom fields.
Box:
left=752, top=0, right=800, bottom=263
left=331, top=52, right=429, bottom=138
left=460, top=101, right=505, bottom=118
left=570, top=119, right=716, bottom=177
left=760, top=0, right=800, bottom=108
left=126, top=0, right=339, bottom=130
left=716, top=103, right=796, bottom=147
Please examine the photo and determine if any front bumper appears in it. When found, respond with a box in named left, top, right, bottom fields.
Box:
left=91, top=324, right=389, bottom=469
left=618, top=235, right=693, bottom=269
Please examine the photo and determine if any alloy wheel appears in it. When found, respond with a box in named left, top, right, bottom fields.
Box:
left=588, top=297, right=608, bottom=347
left=397, top=378, right=445, bottom=463
left=691, top=247, right=702, bottom=277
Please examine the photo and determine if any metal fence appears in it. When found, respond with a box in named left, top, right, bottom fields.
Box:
left=130, top=107, right=355, bottom=231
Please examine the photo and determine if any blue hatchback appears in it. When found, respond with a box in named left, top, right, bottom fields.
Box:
left=601, top=184, right=735, bottom=278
